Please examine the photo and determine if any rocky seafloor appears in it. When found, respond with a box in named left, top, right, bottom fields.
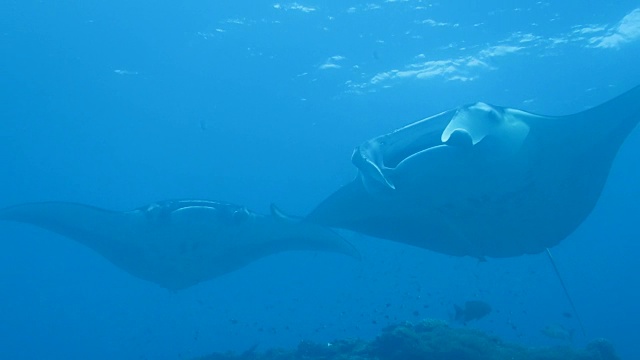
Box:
left=194, top=319, right=618, bottom=360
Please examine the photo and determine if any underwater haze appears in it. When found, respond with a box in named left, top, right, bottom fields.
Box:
left=1, top=1, right=640, bottom=359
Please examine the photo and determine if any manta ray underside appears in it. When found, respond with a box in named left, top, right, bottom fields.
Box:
left=308, top=85, right=640, bottom=258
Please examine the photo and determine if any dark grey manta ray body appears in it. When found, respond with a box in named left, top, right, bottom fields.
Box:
left=308, top=85, right=640, bottom=258
left=0, top=200, right=359, bottom=290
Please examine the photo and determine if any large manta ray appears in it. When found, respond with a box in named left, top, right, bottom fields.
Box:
left=308, top=85, right=640, bottom=259
left=0, top=200, right=359, bottom=290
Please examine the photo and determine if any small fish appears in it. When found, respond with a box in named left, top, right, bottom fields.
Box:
left=453, top=300, right=492, bottom=324
left=541, top=324, right=574, bottom=341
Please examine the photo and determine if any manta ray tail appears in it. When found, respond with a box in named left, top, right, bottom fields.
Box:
left=546, top=248, right=586, bottom=337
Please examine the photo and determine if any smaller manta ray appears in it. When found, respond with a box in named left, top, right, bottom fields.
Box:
left=0, top=200, right=360, bottom=290
left=308, top=85, right=640, bottom=258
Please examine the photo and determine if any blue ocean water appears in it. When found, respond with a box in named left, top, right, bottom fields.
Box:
left=1, top=1, right=639, bottom=359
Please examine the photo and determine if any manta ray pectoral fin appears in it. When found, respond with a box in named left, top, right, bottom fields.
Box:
left=0, top=202, right=153, bottom=284
left=0, top=202, right=128, bottom=248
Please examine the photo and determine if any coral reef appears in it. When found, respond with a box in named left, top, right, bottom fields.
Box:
left=194, top=319, right=619, bottom=360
